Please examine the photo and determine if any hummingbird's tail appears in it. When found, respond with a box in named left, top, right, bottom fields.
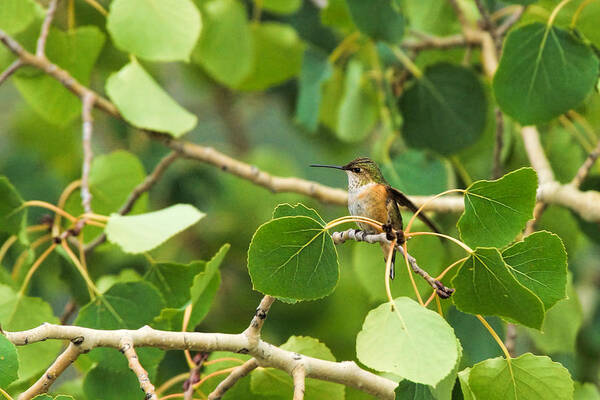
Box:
left=381, top=242, right=396, bottom=280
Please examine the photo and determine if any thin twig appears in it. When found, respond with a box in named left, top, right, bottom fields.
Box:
left=402, top=33, right=476, bottom=51
left=81, top=93, right=95, bottom=214
left=474, top=0, right=497, bottom=41
left=292, top=365, right=306, bottom=400
left=207, top=359, right=259, bottom=400
left=521, top=126, right=555, bottom=185
left=59, top=300, right=77, bottom=325
left=84, top=151, right=180, bottom=252
left=120, top=337, right=158, bottom=400
left=183, top=353, right=210, bottom=400
left=36, top=0, right=59, bottom=57
left=492, top=107, right=504, bottom=179
left=496, top=6, right=526, bottom=37
left=0, top=60, right=22, bottom=85
left=571, top=139, right=600, bottom=188
left=18, top=342, right=83, bottom=400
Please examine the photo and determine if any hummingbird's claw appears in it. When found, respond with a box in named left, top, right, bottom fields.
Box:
left=382, top=223, right=395, bottom=241
left=434, top=280, right=455, bottom=299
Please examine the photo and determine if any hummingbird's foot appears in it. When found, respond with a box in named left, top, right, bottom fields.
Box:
left=382, top=223, right=395, bottom=241
left=396, top=230, right=405, bottom=244
left=433, top=280, right=455, bottom=299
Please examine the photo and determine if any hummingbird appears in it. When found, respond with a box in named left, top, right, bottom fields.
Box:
left=311, top=157, right=440, bottom=280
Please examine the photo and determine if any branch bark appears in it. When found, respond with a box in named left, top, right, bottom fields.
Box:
left=0, top=60, right=22, bottom=85
left=207, top=359, right=259, bottom=400
left=18, top=342, right=83, bottom=400
left=81, top=92, right=95, bottom=214
left=36, top=0, right=59, bottom=57
left=120, top=337, right=158, bottom=400
left=292, top=364, right=306, bottom=400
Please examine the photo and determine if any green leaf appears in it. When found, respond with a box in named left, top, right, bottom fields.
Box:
left=502, top=231, right=567, bottom=310
left=469, top=353, right=574, bottom=400
left=251, top=336, right=345, bottom=399
left=247, top=216, right=339, bottom=300
left=0, top=284, right=61, bottom=382
left=262, top=0, right=301, bottom=14
left=577, top=1, right=600, bottom=48
left=336, top=60, right=378, bottom=142
left=272, top=203, right=326, bottom=226
left=574, top=382, right=600, bottom=400
left=32, top=396, right=74, bottom=400
left=295, top=48, right=333, bottom=132
left=14, top=26, right=105, bottom=126
left=493, top=23, right=599, bottom=125
left=457, top=168, right=537, bottom=249
left=106, top=204, right=205, bottom=254
left=187, top=243, right=229, bottom=328
left=382, top=150, right=450, bottom=196
left=65, top=150, right=147, bottom=217
left=356, top=297, right=459, bottom=386
left=0, top=176, right=26, bottom=236
left=83, top=364, right=141, bottom=400
left=192, top=0, right=253, bottom=87
left=75, top=281, right=165, bottom=370
left=403, top=0, right=458, bottom=36
left=347, top=0, right=404, bottom=43
left=394, top=341, right=462, bottom=400
left=144, top=261, right=206, bottom=309
left=236, top=23, right=305, bottom=91
left=458, top=368, right=475, bottom=400
left=321, top=0, right=355, bottom=32
left=399, top=63, right=487, bottom=155
left=452, top=248, right=545, bottom=329
left=0, top=0, right=39, bottom=35
left=106, top=60, right=197, bottom=137
left=527, top=276, right=582, bottom=354
left=0, top=334, right=19, bottom=387
left=107, top=0, right=201, bottom=62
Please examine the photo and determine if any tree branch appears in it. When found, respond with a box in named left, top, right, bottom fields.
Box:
left=571, top=139, right=600, bottom=188
left=207, top=359, right=259, bottom=400
left=332, top=230, right=455, bottom=298
left=18, top=342, right=83, bottom=400
left=4, top=323, right=397, bottom=400
left=0, top=60, right=22, bottom=85
left=36, top=0, right=59, bottom=58
left=521, top=126, right=555, bottom=185
left=120, top=337, right=158, bottom=400
left=81, top=92, right=95, bottom=214
left=292, top=364, right=306, bottom=400
left=496, top=6, right=526, bottom=37
left=244, top=295, right=276, bottom=345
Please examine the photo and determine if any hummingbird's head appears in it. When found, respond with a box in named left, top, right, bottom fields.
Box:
left=310, top=157, right=386, bottom=190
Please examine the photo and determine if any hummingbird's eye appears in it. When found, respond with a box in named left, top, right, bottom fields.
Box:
left=353, top=167, right=361, bottom=173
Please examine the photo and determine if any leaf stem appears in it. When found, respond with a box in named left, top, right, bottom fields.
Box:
left=476, top=314, right=512, bottom=361
left=548, top=0, right=574, bottom=26
left=155, top=373, right=190, bottom=397
left=182, top=304, right=196, bottom=369
left=18, top=243, right=57, bottom=296
left=192, top=367, right=237, bottom=390
left=325, top=216, right=383, bottom=231
left=405, top=188, right=465, bottom=234
left=0, top=387, right=14, bottom=400
left=81, top=212, right=109, bottom=222
left=384, top=239, right=397, bottom=307
left=391, top=47, right=423, bottom=79
left=0, top=235, right=17, bottom=264
left=12, top=234, right=53, bottom=280
left=22, top=200, right=77, bottom=222
left=329, top=31, right=360, bottom=64
left=424, top=256, right=468, bottom=307
left=203, top=358, right=245, bottom=366
left=61, top=241, right=99, bottom=297
left=84, top=0, right=108, bottom=16
left=53, top=179, right=81, bottom=237
left=405, top=231, right=473, bottom=253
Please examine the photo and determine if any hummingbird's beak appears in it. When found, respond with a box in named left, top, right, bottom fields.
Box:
left=310, top=164, right=346, bottom=170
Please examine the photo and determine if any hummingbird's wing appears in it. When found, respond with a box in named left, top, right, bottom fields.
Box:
left=386, top=186, right=441, bottom=234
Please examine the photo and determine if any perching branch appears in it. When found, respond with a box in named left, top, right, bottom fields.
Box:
left=331, top=229, right=455, bottom=299
left=244, top=295, right=276, bottom=345
left=120, top=337, right=158, bottom=400
left=18, top=342, right=83, bottom=400
left=207, top=359, right=259, bottom=400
